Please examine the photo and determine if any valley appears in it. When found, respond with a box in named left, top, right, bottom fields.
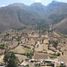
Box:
left=0, top=1, right=67, bottom=67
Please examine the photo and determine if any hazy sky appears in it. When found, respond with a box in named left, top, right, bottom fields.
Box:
left=0, top=0, right=67, bottom=7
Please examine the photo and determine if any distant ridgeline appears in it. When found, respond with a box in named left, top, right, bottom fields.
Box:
left=0, top=1, right=67, bottom=34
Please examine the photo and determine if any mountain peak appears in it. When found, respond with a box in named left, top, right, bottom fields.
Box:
left=50, top=1, right=67, bottom=5
left=31, top=2, right=45, bottom=7
left=7, top=3, right=27, bottom=8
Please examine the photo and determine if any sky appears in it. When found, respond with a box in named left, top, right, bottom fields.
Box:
left=0, top=0, right=67, bottom=7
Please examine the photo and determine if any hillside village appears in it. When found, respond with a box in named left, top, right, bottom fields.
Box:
left=0, top=1, right=67, bottom=67
left=0, top=29, right=66, bottom=67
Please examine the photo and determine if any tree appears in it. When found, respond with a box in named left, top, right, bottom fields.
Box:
left=0, top=43, right=5, bottom=49
left=35, top=63, right=40, bottom=67
left=52, top=40, right=58, bottom=49
left=25, top=50, right=33, bottom=59
left=4, top=52, right=19, bottom=67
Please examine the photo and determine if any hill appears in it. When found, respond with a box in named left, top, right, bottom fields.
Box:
left=54, top=18, right=67, bottom=34
left=0, top=1, right=67, bottom=34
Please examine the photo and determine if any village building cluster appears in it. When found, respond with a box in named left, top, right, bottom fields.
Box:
left=0, top=29, right=66, bottom=67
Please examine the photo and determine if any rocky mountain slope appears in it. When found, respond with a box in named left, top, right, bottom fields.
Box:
left=0, top=1, right=67, bottom=34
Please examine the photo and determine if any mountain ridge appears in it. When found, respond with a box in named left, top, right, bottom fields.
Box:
left=0, top=1, right=67, bottom=34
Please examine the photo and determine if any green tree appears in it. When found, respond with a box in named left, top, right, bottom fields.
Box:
left=0, top=43, right=5, bottom=49
left=35, top=63, right=40, bottom=67
left=4, top=52, right=19, bottom=67
left=25, top=50, right=33, bottom=59
left=53, top=40, right=58, bottom=49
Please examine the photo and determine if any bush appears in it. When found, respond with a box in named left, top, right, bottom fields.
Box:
left=35, top=63, right=40, bottom=67
left=0, top=44, right=5, bottom=49
left=50, top=53, right=60, bottom=59
left=25, top=50, right=33, bottom=59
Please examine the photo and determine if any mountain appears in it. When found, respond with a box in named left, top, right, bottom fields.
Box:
left=0, top=3, right=40, bottom=31
left=30, top=3, right=46, bottom=18
left=0, top=1, right=67, bottom=34
left=47, top=1, right=67, bottom=24
left=54, top=18, right=67, bottom=34
left=0, top=3, right=49, bottom=32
